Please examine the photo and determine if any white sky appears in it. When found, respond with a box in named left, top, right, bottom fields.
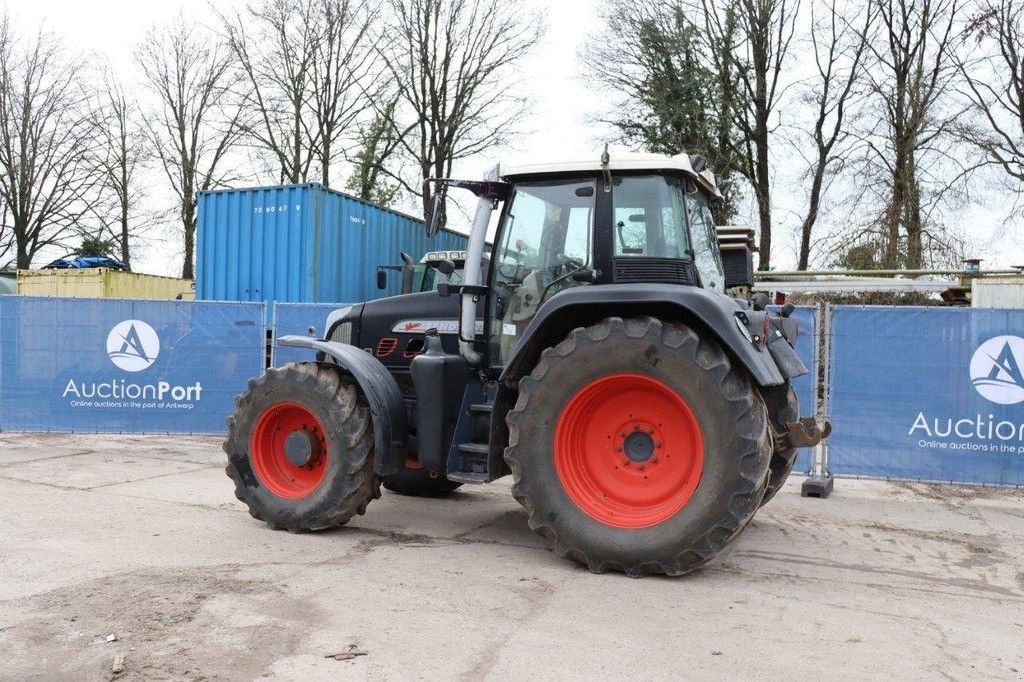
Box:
left=7, top=0, right=1023, bottom=275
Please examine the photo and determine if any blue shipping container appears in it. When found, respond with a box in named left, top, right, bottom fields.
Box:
left=196, top=183, right=469, bottom=305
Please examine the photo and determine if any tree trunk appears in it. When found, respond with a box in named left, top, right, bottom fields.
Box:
left=798, top=156, right=826, bottom=271
left=182, top=194, right=196, bottom=280
left=121, top=211, right=130, bottom=270
left=883, top=150, right=907, bottom=269
left=321, top=133, right=331, bottom=187
left=904, top=151, right=923, bottom=269
left=755, top=131, right=771, bottom=270
left=16, top=229, right=30, bottom=269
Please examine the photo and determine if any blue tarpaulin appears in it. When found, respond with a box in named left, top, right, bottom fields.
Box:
left=0, top=297, right=264, bottom=434
left=829, top=306, right=1024, bottom=485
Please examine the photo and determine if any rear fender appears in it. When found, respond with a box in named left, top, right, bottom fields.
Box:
left=278, top=335, right=407, bottom=476
left=499, top=284, right=791, bottom=387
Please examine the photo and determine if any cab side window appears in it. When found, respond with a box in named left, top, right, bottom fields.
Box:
left=684, top=182, right=725, bottom=292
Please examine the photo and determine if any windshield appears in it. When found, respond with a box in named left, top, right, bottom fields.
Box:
left=611, top=175, right=691, bottom=258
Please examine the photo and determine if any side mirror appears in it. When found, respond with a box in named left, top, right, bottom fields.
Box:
left=376, top=269, right=387, bottom=290
left=437, top=259, right=456, bottom=276
left=425, top=192, right=445, bottom=237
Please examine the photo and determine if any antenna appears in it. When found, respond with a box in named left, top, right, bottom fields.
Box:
left=600, top=143, right=612, bottom=192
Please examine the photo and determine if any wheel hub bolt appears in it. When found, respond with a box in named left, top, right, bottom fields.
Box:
left=284, top=430, right=321, bottom=467
left=623, top=430, right=656, bottom=464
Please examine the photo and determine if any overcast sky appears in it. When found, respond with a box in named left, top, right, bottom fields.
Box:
left=7, top=0, right=1024, bottom=275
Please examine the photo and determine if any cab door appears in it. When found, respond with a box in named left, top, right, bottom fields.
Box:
left=488, top=178, right=597, bottom=367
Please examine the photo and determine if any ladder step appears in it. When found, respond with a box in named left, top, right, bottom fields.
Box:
left=457, top=442, right=489, bottom=455
left=469, top=403, right=493, bottom=413
left=447, top=470, right=489, bottom=484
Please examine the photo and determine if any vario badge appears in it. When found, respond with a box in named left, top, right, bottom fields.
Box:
left=106, top=320, right=160, bottom=372
left=970, top=335, right=1024, bottom=405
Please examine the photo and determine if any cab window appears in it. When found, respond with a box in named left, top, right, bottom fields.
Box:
left=489, top=179, right=596, bottom=366
left=611, top=175, right=690, bottom=258
left=683, top=180, right=725, bottom=292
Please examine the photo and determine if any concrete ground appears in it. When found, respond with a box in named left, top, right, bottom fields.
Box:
left=0, top=433, right=1022, bottom=681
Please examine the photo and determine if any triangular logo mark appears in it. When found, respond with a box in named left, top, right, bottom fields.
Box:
left=984, top=342, right=1024, bottom=389
left=117, top=324, right=150, bottom=362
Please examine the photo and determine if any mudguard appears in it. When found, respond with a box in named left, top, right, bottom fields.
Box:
left=499, top=284, right=790, bottom=387
left=277, top=335, right=407, bottom=476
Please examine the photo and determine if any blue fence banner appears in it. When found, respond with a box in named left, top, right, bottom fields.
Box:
left=829, top=306, right=1024, bottom=485
left=769, top=305, right=819, bottom=473
left=0, top=297, right=264, bottom=434
left=272, top=302, right=351, bottom=366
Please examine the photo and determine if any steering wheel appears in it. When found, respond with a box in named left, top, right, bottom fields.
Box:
left=553, top=254, right=584, bottom=277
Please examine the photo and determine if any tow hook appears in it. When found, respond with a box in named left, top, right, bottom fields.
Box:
left=782, top=417, right=833, bottom=449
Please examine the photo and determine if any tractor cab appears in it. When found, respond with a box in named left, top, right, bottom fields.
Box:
left=230, top=150, right=829, bottom=578
left=471, top=155, right=728, bottom=367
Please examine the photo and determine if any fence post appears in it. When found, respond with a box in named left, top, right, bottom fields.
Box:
left=802, top=301, right=834, bottom=498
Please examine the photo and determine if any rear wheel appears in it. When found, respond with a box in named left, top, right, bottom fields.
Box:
left=505, top=316, right=771, bottom=577
left=224, top=362, right=379, bottom=531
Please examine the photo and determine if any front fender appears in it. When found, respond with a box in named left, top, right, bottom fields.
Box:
left=499, top=285, right=789, bottom=387
left=278, top=335, right=407, bottom=476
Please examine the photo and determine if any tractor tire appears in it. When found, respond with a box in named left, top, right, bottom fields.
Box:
left=760, top=384, right=800, bottom=507
left=382, top=468, right=463, bottom=497
left=223, top=362, right=380, bottom=532
left=505, top=316, right=771, bottom=577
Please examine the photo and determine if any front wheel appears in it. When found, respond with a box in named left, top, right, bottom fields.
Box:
left=504, top=316, right=771, bottom=577
left=224, top=362, right=380, bottom=531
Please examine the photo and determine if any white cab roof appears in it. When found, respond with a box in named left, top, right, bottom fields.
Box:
left=499, top=151, right=722, bottom=198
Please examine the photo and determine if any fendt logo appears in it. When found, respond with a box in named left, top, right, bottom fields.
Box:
left=106, top=320, right=160, bottom=372
left=970, top=336, right=1024, bottom=405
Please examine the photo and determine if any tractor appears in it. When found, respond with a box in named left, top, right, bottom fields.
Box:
left=224, top=151, right=829, bottom=576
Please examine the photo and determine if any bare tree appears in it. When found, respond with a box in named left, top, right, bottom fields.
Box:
left=222, top=0, right=316, bottom=184
left=137, top=16, right=245, bottom=279
left=583, top=0, right=746, bottom=223
left=222, top=0, right=376, bottom=187
left=0, top=17, right=99, bottom=268
left=792, top=0, right=873, bottom=269
left=379, top=0, right=542, bottom=219
left=862, top=0, right=965, bottom=269
left=88, top=67, right=149, bottom=269
left=309, top=0, right=379, bottom=186
left=345, top=93, right=403, bottom=206
left=959, top=0, right=1024, bottom=191
left=737, top=0, right=800, bottom=269
left=691, top=0, right=800, bottom=269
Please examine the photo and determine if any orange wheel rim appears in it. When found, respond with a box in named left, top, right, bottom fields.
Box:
left=554, top=373, right=703, bottom=528
left=250, top=402, right=329, bottom=499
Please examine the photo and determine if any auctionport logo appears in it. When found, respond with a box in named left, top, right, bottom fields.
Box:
left=106, top=320, right=160, bottom=372
left=970, top=336, right=1024, bottom=406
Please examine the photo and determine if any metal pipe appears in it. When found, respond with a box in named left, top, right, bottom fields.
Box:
left=458, top=196, right=492, bottom=366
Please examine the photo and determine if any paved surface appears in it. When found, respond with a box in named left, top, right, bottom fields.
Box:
left=0, top=433, right=1022, bottom=681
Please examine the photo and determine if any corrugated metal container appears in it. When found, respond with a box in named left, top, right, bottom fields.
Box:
left=972, top=276, right=1024, bottom=308
left=17, top=268, right=194, bottom=299
left=197, top=183, right=469, bottom=305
